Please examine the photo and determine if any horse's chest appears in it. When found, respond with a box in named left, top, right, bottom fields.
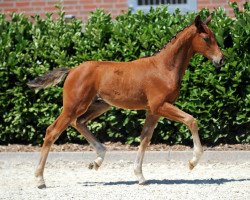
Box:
left=164, top=81, right=181, bottom=103
left=165, top=89, right=180, bottom=103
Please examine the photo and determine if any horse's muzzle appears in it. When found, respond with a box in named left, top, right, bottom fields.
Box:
left=213, top=55, right=225, bottom=68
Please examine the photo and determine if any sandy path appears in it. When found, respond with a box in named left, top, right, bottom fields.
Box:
left=0, top=151, right=249, bottom=200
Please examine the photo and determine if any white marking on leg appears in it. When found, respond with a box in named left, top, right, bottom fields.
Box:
left=89, top=142, right=106, bottom=170
left=188, top=119, right=203, bottom=169
left=133, top=114, right=159, bottom=184
left=134, top=151, right=147, bottom=184
left=36, top=176, right=46, bottom=189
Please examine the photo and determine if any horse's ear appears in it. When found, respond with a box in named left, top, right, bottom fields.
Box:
left=194, top=15, right=206, bottom=33
left=195, top=15, right=202, bottom=27
left=204, top=15, right=212, bottom=25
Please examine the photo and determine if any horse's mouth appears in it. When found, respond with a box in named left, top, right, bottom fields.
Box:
left=213, top=56, right=225, bottom=68
left=213, top=61, right=222, bottom=68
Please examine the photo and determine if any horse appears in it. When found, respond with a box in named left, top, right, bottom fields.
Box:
left=27, top=15, right=224, bottom=189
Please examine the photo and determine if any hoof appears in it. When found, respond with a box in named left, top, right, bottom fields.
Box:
left=36, top=176, right=46, bottom=189
left=139, top=180, right=148, bottom=185
left=138, top=177, right=148, bottom=185
left=189, top=161, right=195, bottom=170
left=88, top=161, right=100, bottom=170
left=37, top=183, right=46, bottom=189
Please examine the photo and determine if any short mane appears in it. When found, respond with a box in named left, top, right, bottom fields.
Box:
left=142, top=24, right=193, bottom=58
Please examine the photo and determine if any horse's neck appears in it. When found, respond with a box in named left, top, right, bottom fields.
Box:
left=154, top=26, right=196, bottom=76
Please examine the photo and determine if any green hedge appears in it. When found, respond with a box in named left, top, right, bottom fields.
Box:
left=0, top=3, right=249, bottom=145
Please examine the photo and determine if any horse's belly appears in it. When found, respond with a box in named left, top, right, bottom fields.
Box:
left=98, top=91, right=148, bottom=110
left=104, top=99, right=147, bottom=110
left=97, top=67, right=148, bottom=109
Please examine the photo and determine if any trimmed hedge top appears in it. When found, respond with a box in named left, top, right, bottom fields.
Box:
left=0, top=2, right=249, bottom=145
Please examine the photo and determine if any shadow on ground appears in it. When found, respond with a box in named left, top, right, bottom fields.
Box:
left=79, top=178, right=250, bottom=186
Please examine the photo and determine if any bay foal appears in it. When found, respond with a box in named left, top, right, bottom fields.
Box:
left=28, top=15, right=224, bottom=188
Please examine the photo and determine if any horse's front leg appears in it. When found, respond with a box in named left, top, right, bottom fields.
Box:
left=134, top=113, right=159, bottom=185
left=156, top=102, right=203, bottom=169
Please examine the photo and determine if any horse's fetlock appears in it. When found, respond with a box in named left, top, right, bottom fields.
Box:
left=134, top=167, right=142, bottom=176
left=96, top=144, right=106, bottom=157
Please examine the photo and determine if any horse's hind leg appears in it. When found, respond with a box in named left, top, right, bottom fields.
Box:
left=134, top=113, right=159, bottom=185
left=35, top=111, right=73, bottom=189
left=35, top=98, right=94, bottom=188
left=71, top=98, right=111, bottom=170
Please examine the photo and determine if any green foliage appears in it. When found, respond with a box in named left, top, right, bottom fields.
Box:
left=0, top=2, right=249, bottom=145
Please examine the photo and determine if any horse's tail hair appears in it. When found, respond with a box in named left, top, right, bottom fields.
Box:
left=27, top=68, right=70, bottom=90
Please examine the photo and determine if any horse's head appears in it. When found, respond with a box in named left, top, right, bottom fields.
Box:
left=192, top=15, right=224, bottom=68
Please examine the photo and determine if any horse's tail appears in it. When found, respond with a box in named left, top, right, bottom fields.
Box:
left=27, top=68, right=70, bottom=90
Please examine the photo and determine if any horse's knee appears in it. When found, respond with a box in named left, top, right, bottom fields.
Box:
left=185, top=116, right=198, bottom=132
left=191, top=119, right=199, bottom=132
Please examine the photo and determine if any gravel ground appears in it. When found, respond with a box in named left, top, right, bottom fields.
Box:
left=0, top=151, right=249, bottom=200
left=1, top=143, right=250, bottom=152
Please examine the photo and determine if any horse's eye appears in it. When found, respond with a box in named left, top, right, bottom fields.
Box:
left=203, top=37, right=210, bottom=43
